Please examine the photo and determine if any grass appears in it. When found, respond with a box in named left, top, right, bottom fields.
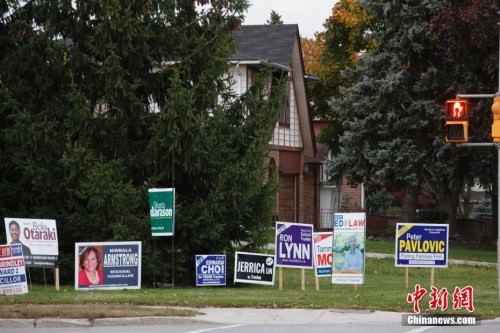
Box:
left=0, top=256, right=498, bottom=320
left=0, top=238, right=497, bottom=320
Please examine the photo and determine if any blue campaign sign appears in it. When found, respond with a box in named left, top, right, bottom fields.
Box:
left=395, top=223, right=449, bottom=268
left=75, top=241, right=142, bottom=290
left=275, top=222, right=313, bottom=269
left=196, top=255, right=226, bottom=286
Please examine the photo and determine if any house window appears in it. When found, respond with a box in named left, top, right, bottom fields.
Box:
left=271, top=71, right=290, bottom=126
left=321, top=151, right=334, bottom=184
left=320, top=164, right=328, bottom=183
left=147, top=95, right=161, bottom=113
left=247, top=66, right=263, bottom=100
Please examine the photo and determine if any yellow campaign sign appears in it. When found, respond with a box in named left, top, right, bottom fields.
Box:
left=395, top=223, right=449, bottom=268
left=397, top=224, right=413, bottom=239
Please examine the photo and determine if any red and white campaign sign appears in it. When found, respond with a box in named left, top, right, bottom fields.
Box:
left=0, top=244, right=28, bottom=295
left=313, top=232, right=333, bottom=278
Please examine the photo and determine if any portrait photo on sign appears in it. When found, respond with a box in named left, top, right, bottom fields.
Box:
left=5, top=220, right=32, bottom=257
left=4, top=218, right=59, bottom=268
left=77, top=245, right=104, bottom=286
left=332, top=233, right=365, bottom=272
left=74, top=241, right=142, bottom=290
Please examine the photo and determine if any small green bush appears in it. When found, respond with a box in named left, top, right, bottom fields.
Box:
left=380, top=226, right=395, bottom=239
left=416, top=208, right=448, bottom=222
left=366, top=190, right=393, bottom=215
left=471, top=200, right=492, bottom=220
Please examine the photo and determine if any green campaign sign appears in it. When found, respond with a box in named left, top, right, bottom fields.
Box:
left=148, top=188, right=175, bottom=236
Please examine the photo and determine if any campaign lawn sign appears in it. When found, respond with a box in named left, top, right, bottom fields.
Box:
left=4, top=218, right=59, bottom=268
left=234, top=252, right=275, bottom=285
left=75, top=241, right=142, bottom=290
left=0, top=244, right=28, bottom=295
left=148, top=188, right=175, bottom=236
left=395, top=223, right=449, bottom=268
left=313, top=232, right=333, bottom=278
left=331, top=212, right=366, bottom=285
left=196, top=255, right=226, bottom=286
left=275, top=222, right=313, bottom=269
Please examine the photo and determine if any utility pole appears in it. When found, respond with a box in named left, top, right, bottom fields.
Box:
left=450, top=13, right=500, bottom=303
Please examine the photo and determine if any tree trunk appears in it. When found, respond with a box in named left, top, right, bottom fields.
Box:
left=442, top=193, right=458, bottom=235
left=401, top=183, right=419, bottom=223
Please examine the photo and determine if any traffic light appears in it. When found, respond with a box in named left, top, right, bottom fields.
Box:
left=445, top=99, right=468, bottom=143
left=491, top=96, right=500, bottom=142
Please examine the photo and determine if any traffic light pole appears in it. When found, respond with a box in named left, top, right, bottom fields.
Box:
left=448, top=13, right=500, bottom=303
left=457, top=142, right=500, bottom=303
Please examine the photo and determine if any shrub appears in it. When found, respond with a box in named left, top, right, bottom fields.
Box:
left=416, top=208, right=448, bottom=222
left=470, top=200, right=492, bottom=220
left=367, top=190, right=393, bottom=215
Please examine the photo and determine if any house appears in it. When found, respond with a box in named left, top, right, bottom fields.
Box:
left=230, top=24, right=365, bottom=229
left=311, top=120, right=365, bottom=229
left=230, top=24, right=319, bottom=227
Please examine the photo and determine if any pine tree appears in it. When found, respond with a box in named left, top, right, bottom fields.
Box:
left=0, top=0, right=279, bottom=285
left=322, top=0, right=498, bottom=232
left=266, top=10, right=283, bottom=25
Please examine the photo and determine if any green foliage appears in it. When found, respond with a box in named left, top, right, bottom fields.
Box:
left=338, top=194, right=352, bottom=212
left=470, top=200, right=492, bottom=220
left=385, top=206, right=401, bottom=216
left=0, top=0, right=280, bottom=286
left=379, top=227, right=395, bottom=239
left=416, top=208, right=448, bottom=223
left=266, top=10, right=283, bottom=25
left=366, top=189, right=393, bottom=215
left=319, top=0, right=499, bottom=230
left=310, top=0, right=375, bottom=154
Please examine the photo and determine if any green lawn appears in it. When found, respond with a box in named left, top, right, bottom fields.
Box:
left=0, top=237, right=497, bottom=320
left=1, top=255, right=498, bottom=320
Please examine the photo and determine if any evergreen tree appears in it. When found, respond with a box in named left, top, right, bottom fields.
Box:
left=322, top=0, right=498, bottom=232
left=0, top=0, right=279, bottom=285
left=266, top=10, right=283, bottom=25
left=327, top=0, right=443, bottom=223
left=471, top=200, right=492, bottom=220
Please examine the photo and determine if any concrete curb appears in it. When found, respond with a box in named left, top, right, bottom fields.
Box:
left=0, top=319, right=34, bottom=328
left=93, top=316, right=212, bottom=327
left=35, top=318, right=91, bottom=328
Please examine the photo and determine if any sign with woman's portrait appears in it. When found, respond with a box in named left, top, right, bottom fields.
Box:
left=4, top=218, right=58, bottom=268
left=75, top=241, right=141, bottom=290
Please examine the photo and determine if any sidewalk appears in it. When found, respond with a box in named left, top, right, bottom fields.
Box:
left=0, top=307, right=411, bottom=328
left=189, top=307, right=406, bottom=325
left=3, top=308, right=500, bottom=328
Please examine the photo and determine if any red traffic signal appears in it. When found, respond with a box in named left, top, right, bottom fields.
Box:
left=445, top=99, right=468, bottom=143
left=445, top=100, right=468, bottom=120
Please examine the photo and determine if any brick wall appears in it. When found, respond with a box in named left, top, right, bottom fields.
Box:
left=339, top=179, right=363, bottom=211
left=302, top=164, right=320, bottom=226
left=268, top=149, right=321, bottom=228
